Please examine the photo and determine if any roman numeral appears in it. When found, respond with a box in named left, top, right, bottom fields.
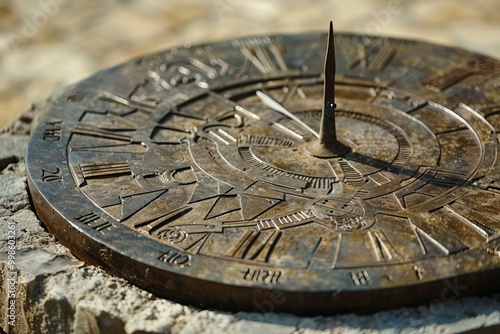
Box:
left=225, top=229, right=260, bottom=258
left=80, top=161, right=131, bottom=179
left=421, top=65, right=472, bottom=91
left=367, top=231, right=399, bottom=261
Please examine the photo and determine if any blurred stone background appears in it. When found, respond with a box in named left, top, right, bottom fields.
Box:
left=0, top=0, right=499, bottom=130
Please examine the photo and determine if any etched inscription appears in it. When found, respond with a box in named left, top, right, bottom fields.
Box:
left=243, top=268, right=283, bottom=284
left=43, top=120, right=63, bottom=141
left=75, top=212, right=113, bottom=232
left=350, top=270, right=372, bottom=286
left=42, top=167, right=62, bottom=183
left=158, top=249, right=192, bottom=268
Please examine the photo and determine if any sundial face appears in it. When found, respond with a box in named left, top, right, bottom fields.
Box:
left=26, top=26, right=500, bottom=314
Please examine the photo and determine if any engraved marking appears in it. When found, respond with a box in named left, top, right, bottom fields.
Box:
left=100, top=91, right=156, bottom=113
left=252, top=229, right=281, bottom=262
left=136, top=207, right=193, bottom=233
left=120, top=189, right=166, bottom=221
left=75, top=212, right=113, bottom=232
left=208, top=130, right=230, bottom=145
left=443, top=205, right=489, bottom=240
left=158, top=228, right=188, bottom=244
left=80, top=162, right=131, bottom=179
left=349, top=46, right=395, bottom=71
left=239, top=135, right=294, bottom=148
left=273, top=122, right=304, bottom=140
left=67, top=93, right=87, bottom=103
left=240, top=147, right=337, bottom=188
left=242, top=268, right=282, bottom=284
left=330, top=234, right=341, bottom=270
left=369, top=47, right=396, bottom=71
left=368, top=172, right=391, bottom=185
left=391, top=142, right=413, bottom=167
left=158, top=249, right=191, bottom=268
left=413, top=225, right=449, bottom=255
left=207, top=91, right=261, bottom=120
left=42, top=167, right=62, bottom=183
left=450, top=201, right=499, bottom=238
left=43, top=120, right=63, bottom=141
left=413, top=265, right=425, bottom=280
left=367, top=231, right=393, bottom=261
left=217, top=129, right=237, bottom=143
left=350, top=270, right=372, bottom=286
left=421, top=65, right=472, bottom=91
left=338, top=159, right=364, bottom=183
left=226, top=229, right=260, bottom=258
left=268, top=43, right=290, bottom=71
left=205, top=195, right=241, bottom=220
left=185, top=233, right=209, bottom=254
left=73, top=124, right=132, bottom=142
left=99, top=248, right=111, bottom=261
left=240, top=42, right=290, bottom=74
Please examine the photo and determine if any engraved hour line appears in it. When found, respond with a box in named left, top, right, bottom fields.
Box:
left=207, top=91, right=261, bottom=120
left=367, top=231, right=393, bottom=261
left=412, top=223, right=449, bottom=256
left=348, top=46, right=396, bottom=71
left=256, top=90, right=320, bottom=138
left=451, top=200, right=499, bottom=236
left=73, top=124, right=133, bottom=142
left=240, top=43, right=290, bottom=74
left=225, top=229, right=260, bottom=258
left=442, top=205, right=490, bottom=239
left=100, top=91, right=156, bottom=113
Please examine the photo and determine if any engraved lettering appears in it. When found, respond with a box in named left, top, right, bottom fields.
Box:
left=350, top=270, right=372, bottom=286
left=42, top=167, right=62, bottom=183
left=158, top=249, right=191, bottom=268
left=75, top=212, right=114, bottom=232
left=43, top=120, right=63, bottom=141
left=243, top=268, right=283, bottom=284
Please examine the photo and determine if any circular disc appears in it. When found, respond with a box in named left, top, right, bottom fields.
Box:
left=26, top=32, right=500, bottom=314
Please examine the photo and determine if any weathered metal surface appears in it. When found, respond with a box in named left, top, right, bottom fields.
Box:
left=26, top=28, right=500, bottom=314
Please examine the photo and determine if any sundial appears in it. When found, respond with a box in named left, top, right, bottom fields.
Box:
left=26, top=23, right=500, bottom=314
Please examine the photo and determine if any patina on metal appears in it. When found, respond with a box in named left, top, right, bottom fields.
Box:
left=26, top=23, right=500, bottom=314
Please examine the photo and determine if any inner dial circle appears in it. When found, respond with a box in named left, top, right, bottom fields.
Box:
left=136, top=77, right=457, bottom=251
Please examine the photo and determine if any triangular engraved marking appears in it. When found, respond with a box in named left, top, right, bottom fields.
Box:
left=120, top=190, right=166, bottom=221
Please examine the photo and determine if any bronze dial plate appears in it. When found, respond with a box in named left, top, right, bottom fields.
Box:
left=26, top=31, right=500, bottom=314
